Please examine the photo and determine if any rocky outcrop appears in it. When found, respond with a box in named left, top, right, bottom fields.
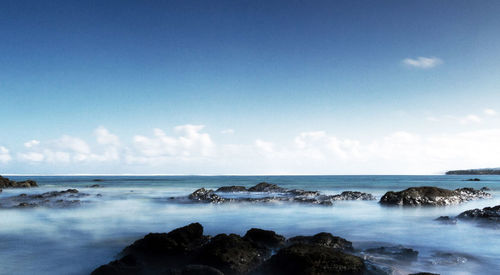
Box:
left=457, top=205, right=500, bottom=222
left=288, top=233, right=353, bottom=252
left=0, top=176, right=37, bottom=188
left=0, top=189, right=86, bottom=208
left=189, top=188, right=226, bottom=203
left=446, top=168, right=500, bottom=175
left=435, top=216, right=457, bottom=225
left=248, top=182, right=286, bottom=192
left=92, top=223, right=365, bottom=275
left=215, top=186, right=247, bottom=192
left=186, top=183, right=376, bottom=206
left=379, top=186, right=490, bottom=206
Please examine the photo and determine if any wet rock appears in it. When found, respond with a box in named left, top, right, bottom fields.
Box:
left=465, top=178, right=480, bottom=181
left=89, top=184, right=102, bottom=188
left=188, top=188, right=226, bottom=203
left=288, top=189, right=320, bottom=197
left=379, top=186, right=490, bottom=206
left=92, top=179, right=104, bottom=182
left=196, top=233, right=261, bottom=274
left=0, top=175, right=38, bottom=188
left=364, top=246, right=418, bottom=262
left=435, top=216, right=457, bottom=225
left=330, top=191, right=376, bottom=201
left=248, top=182, right=286, bottom=192
left=243, top=228, right=285, bottom=250
left=457, top=205, right=500, bottom=223
left=260, top=243, right=365, bottom=275
left=288, top=233, right=353, bottom=252
left=215, top=186, right=247, bottom=192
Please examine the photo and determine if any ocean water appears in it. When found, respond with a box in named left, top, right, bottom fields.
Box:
left=0, top=175, right=499, bottom=275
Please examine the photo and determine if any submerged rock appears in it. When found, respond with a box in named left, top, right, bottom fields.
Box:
left=435, top=216, right=457, bottom=225
left=0, top=175, right=37, bottom=188
left=364, top=246, right=418, bottom=262
left=259, top=243, right=365, bottom=275
left=465, top=178, right=480, bottom=181
left=379, top=186, right=490, bottom=206
left=92, top=223, right=366, bottom=275
left=0, top=189, right=86, bottom=208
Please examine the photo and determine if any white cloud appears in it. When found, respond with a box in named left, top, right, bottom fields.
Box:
left=24, top=140, right=40, bottom=148
left=221, top=129, right=235, bottom=134
left=403, top=56, right=442, bottom=69
left=459, top=114, right=482, bottom=124
left=484, top=109, right=497, bottom=116
left=127, top=125, right=215, bottom=164
left=0, top=146, right=12, bottom=163
left=95, top=126, right=120, bottom=146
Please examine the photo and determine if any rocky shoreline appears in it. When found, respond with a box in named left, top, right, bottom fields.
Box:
left=0, top=175, right=37, bottom=189
left=92, top=223, right=445, bottom=275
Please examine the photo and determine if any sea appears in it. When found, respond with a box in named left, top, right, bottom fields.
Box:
left=0, top=175, right=499, bottom=275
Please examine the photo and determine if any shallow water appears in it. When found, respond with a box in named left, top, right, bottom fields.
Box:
left=0, top=175, right=499, bottom=275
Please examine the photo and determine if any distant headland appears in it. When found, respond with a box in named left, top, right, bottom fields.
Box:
left=446, top=168, right=500, bottom=175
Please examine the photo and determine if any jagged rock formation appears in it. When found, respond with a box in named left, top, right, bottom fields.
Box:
left=379, top=186, right=490, bottom=206
left=91, top=223, right=365, bottom=275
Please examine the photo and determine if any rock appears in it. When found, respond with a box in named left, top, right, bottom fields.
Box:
left=364, top=246, right=418, bottom=262
left=408, top=273, right=439, bottom=275
left=123, top=223, right=206, bottom=259
left=260, top=243, right=365, bottom=275
left=429, top=251, right=472, bottom=266
left=465, top=178, right=480, bottom=181
left=215, top=186, right=247, bottom=192
left=287, top=189, right=320, bottom=197
left=89, top=184, right=102, bottom=188
left=248, top=182, right=285, bottom=192
left=330, top=191, right=376, bottom=201
left=457, top=205, right=500, bottom=222
left=0, top=176, right=38, bottom=188
left=243, top=228, right=285, bottom=250
left=188, top=188, right=225, bottom=203
left=435, top=216, right=457, bottom=225
left=196, top=233, right=261, bottom=274
left=166, top=265, right=224, bottom=275
left=481, top=187, right=491, bottom=191
left=288, top=233, right=353, bottom=252
left=92, top=179, right=104, bottom=182
left=379, top=186, right=490, bottom=206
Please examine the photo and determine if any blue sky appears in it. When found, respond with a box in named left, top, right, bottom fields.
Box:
left=1, top=0, right=500, bottom=174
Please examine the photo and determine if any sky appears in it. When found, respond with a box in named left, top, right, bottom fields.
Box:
left=1, top=0, right=500, bottom=175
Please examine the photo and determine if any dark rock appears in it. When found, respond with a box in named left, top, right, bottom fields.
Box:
left=92, top=179, right=104, bottom=182
left=288, top=189, right=320, bottom=197
left=457, top=205, right=500, bottom=223
left=330, top=191, right=376, bottom=201
left=89, top=184, right=102, bottom=188
left=364, top=246, right=418, bottom=262
left=123, top=223, right=206, bottom=259
left=196, top=233, right=261, bottom=274
left=379, top=186, right=490, bottom=206
left=0, top=176, right=38, bottom=188
left=435, top=216, right=457, bottom=225
left=260, top=243, right=365, bottom=275
left=215, top=186, right=247, bottom=192
left=91, top=254, right=140, bottom=275
left=243, top=228, right=285, bottom=250
left=288, top=233, right=353, bottom=252
left=166, top=265, right=224, bottom=275
left=481, top=187, right=491, bottom=191
left=188, top=188, right=225, bottom=203
left=248, top=182, right=285, bottom=192
left=465, top=178, right=480, bottom=181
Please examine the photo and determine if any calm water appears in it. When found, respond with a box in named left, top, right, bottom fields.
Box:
left=1, top=175, right=499, bottom=275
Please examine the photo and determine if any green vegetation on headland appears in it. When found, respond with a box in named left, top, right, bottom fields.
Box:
left=445, top=168, right=500, bottom=175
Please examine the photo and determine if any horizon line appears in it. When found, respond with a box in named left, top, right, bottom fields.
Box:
left=2, top=173, right=447, bottom=176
